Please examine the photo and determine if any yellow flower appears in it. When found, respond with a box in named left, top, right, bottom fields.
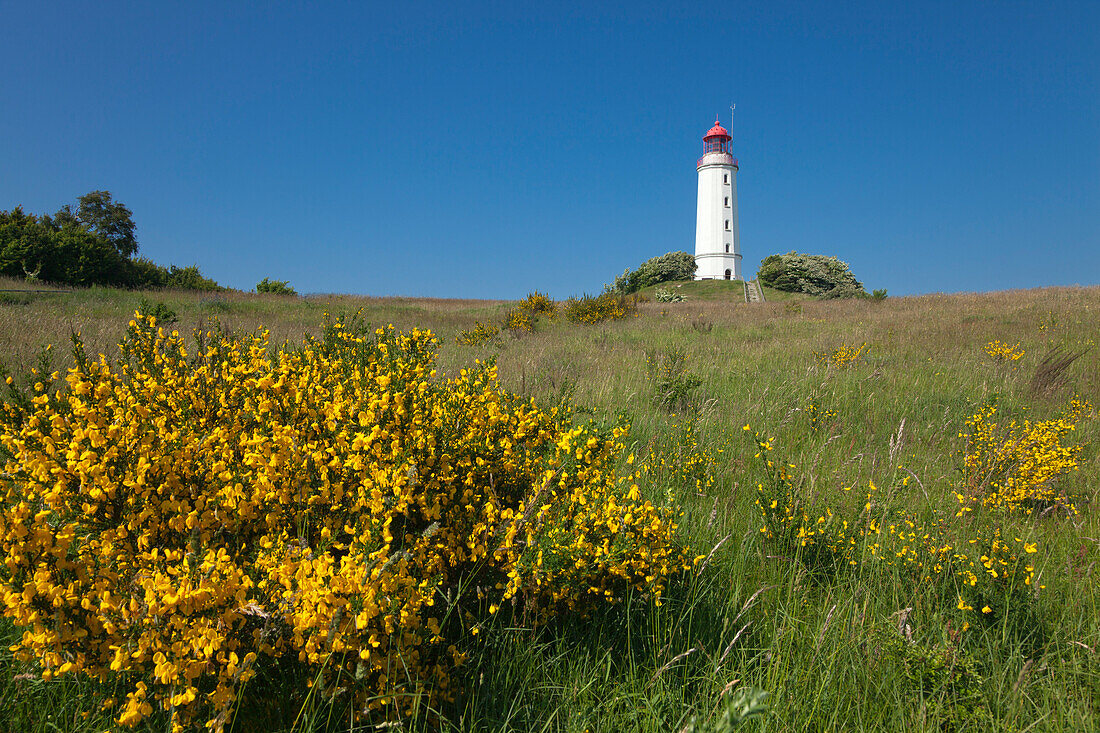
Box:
left=0, top=312, right=690, bottom=728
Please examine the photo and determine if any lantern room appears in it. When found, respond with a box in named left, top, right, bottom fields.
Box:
left=702, top=119, right=731, bottom=155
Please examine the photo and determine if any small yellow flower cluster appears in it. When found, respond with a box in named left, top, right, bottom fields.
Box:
left=804, top=400, right=837, bottom=432
left=641, top=417, right=722, bottom=496
left=455, top=320, right=499, bottom=346
left=957, top=398, right=1090, bottom=515
left=751, top=430, right=1038, bottom=610
left=984, top=340, right=1025, bottom=362
left=812, top=343, right=867, bottom=369
left=0, top=313, right=690, bottom=730
left=562, top=293, right=637, bottom=325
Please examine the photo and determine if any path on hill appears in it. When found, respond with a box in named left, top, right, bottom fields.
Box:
left=745, top=279, right=765, bottom=303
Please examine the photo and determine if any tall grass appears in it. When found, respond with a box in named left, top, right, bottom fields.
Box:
left=0, top=282, right=1097, bottom=731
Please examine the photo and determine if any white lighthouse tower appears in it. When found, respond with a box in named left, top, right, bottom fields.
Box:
left=693, top=118, right=741, bottom=280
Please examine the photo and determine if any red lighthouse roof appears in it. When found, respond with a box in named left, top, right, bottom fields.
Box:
left=703, top=118, right=730, bottom=140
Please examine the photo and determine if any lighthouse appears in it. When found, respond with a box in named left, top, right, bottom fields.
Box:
left=693, top=118, right=741, bottom=280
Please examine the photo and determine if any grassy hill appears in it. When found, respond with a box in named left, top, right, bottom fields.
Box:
left=634, top=278, right=810, bottom=303
left=636, top=278, right=747, bottom=302
left=0, top=278, right=1097, bottom=731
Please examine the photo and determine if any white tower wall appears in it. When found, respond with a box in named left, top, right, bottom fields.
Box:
left=694, top=154, right=741, bottom=280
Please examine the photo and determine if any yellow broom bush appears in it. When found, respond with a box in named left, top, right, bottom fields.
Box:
left=0, top=313, right=691, bottom=730
left=455, top=320, right=499, bottom=346
left=562, top=293, right=637, bottom=325
left=956, top=397, right=1091, bottom=515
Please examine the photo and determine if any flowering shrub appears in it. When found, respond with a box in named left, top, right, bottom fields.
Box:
left=563, top=293, right=637, bottom=325
left=984, top=340, right=1025, bottom=363
left=455, top=320, right=499, bottom=346
left=956, top=398, right=1090, bottom=515
left=0, top=313, right=691, bottom=730
left=812, top=343, right=867, bottom=369
left=503, top=307, right=536, bottom=333
left=517, top=291, right=556, bottom=319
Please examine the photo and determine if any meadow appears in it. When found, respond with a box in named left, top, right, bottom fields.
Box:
left=0, top=276, right=1096, bottom=732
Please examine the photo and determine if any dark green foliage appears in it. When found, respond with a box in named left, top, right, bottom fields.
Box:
left=818, top=283, right=867, bottom=300
left=137, top=297, right=178, bottom=325
left=256, top=277, right=297, bottom=295
left=869, top=624, right=989, bottom=728
left=125, top=257, right=170, bottom=288
left=872, top=288, right=888, bottom=301
left=758, top=252, right=865, bottom=297
left=0, top=206, right=127, bottom=286
left=608, top=251, right=698, bottom=294
left=163, top=265, right=221, bottom=291
left=0, top=196, right=221, bottom=290
left=75, top=190, right=137, bottom=258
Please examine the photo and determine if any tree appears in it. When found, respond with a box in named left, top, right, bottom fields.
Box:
left=1, top=195, right=222, bottom=290
left=0, top=207, right=130, bottom=286
left=77, top=190, right=137, bottom=258
left=607, top=251, right=698, bottom=294
left=757, top=252, right=865, bottom=297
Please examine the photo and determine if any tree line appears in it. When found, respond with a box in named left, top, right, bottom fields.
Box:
left=0, top=191, right=221, bottom=290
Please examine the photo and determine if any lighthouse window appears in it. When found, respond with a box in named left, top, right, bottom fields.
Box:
left=723, top=174, right=729, bottom=184
left=724, top=197, right=730, bottom=207
left=725, top=220, right=731, bottom=231
left=725, top=244, right=729, bottom=253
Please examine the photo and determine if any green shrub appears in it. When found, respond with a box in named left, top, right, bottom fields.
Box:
left=646, top=347, right=704, bottom=411
left=137, top=297, right=178, bottom=325
left=255, top=277, right=296, bottom=295
left=0, top=293, right=34, bottom=306
left=757, top=252, right=864, bottom=297
left=164, top=264, right=221, bottom=291
left=607, top=251, right=697, bottom=294
left=869, top=624, right=989, bottom=727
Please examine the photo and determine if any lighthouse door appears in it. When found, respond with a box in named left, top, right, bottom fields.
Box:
left=724, top=269, right=731, bottom=280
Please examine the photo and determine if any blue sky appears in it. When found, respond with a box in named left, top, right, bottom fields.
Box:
left=1, top=1, right=1097, bottom=298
